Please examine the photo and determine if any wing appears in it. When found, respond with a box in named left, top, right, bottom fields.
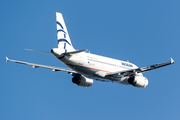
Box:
left=106, top=58, right=174, bottom=77
left=6, top=57, right=76, bottom=74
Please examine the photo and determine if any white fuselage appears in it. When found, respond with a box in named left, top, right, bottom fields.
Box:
left=59, top=52, right=141, bottom=84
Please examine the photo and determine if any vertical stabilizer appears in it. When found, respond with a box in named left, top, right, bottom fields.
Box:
left=56, top=12, right=75, bottom=52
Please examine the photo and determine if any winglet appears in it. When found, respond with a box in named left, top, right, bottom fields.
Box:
left=6, top=57, right=9, bottom=62
left=170, top=58, right=174, bottom=64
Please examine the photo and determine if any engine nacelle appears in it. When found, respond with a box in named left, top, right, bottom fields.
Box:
left=128, top=76, right=148, bottom=88
left=72, top=75, right=93, bottom=87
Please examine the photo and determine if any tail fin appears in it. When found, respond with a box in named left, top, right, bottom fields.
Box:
left=56, top=12, right=75, bottom=52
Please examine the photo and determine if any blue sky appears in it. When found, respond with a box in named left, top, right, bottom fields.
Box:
left=1, top=0, right=180, bottom=120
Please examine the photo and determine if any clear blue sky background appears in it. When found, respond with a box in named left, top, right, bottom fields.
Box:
left=1, top=0, right=180, bottom=120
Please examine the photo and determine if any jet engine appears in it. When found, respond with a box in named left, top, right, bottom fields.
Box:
left=128, top=76, right=148, bottom=88
left=72, top=75, right=93, bottom=87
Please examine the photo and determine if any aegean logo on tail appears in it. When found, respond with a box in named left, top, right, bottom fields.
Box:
left=57, top=21, right=71, bottom=46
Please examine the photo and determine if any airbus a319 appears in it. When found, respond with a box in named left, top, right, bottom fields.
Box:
left=6, top=12, right=174, bottom=88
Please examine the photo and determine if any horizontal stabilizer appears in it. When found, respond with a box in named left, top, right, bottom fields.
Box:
left=25, top=49, right=52, bottom=54
left=64, top=49, right=88, bottom=55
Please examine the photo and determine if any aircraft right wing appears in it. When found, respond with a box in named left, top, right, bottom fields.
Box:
left=6, top=57, right=77, bottom=74
left=106, top=58, right=174, bottom=77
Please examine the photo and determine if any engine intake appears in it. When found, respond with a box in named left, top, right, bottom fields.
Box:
left=128, top=76, right=148, bottom=88
left=72, top=75, right=93, bottom=87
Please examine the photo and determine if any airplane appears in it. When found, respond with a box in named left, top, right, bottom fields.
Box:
left=6, top=12, right=174, bottom=88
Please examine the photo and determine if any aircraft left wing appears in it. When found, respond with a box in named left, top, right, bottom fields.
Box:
left=106, top=58, right=174, bottom=77
left=6, top=57, right=76, bottom=74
